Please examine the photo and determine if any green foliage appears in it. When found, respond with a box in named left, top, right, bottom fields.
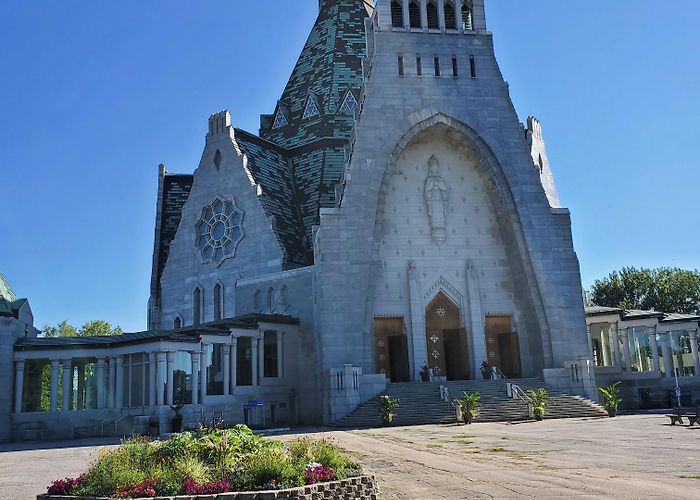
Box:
left=378, top=395, right=400, bottom=424
left=526, top=388, right=548, bottom=421
left=41, top=319, right=122, bottom=338
left=455, top=391, right=480, bottom=424
left=598, top=381, right=623, bottom=412
left=64, top=426, right=357, bottom=497
left=591, top=267, right=700, bottom=314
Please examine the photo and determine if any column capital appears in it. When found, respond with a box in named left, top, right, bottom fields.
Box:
left=166, top=351, right=175, bottom=361
left=15, top=360, right=25, bottom=371
left=690, top=329, right=698, bottom=339
left=96, top=357, right=106, bottom=366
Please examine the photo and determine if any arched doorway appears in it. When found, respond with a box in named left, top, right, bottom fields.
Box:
left=425, top=292, right=469, bottom=380
left=374, top=317, right=410, bottom=383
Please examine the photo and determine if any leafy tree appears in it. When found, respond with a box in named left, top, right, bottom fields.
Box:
left=591, top=267, right=700, bottom=314
left=42, top=320, right=122, bottom=338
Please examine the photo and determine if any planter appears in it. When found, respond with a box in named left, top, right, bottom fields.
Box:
left=39, top=476, right=379, bottom=500
left=607, top=408, right=617, bottom=418
left=420, top=371, right=430, bottom=382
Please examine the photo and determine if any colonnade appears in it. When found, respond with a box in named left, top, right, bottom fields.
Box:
left=13, top=332, right=285, bottom=414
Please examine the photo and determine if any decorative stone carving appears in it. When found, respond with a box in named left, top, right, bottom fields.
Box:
left=424, top=155, right=449, bottom=244
left=194, top=196, right=244, bottom=266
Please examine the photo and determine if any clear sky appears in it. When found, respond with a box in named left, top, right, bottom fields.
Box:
left=1, top=1, right=698, bottom=333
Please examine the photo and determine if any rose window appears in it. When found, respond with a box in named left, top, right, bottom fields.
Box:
left=195, top=196, right=244, bottom=265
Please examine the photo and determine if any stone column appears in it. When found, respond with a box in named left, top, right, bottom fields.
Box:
left=455, top=0, right=464, bottom=33
left=109, top=357, right=116, bottom=408
left=115, top=356, right=124, bottom=409
left=419, top=0, right=428, bottom=29
left=156, top=352, right=166, bottom=406
left=14, top=360, right=24, bottom=414
left=62, top=359, right=72, bottom=411
left=223, top=347, right=231, bottom=396
left=276, top=332, right=284, bottom=378
left=50, top=359, right=60, bottom=413
left=258, top=335, right=265, bottom=380
left=251, top=338, right=259, bottom=386
left=148, top=352, right=156, bottom=406
left=402, top=0, right=410, bottom=29
left=200, top=345, right=208, bottom=402
left=230, top=339, right=238, bottom=393
left=191, top=352, right=200, bottom=405
left=96, top=358, right=106, bottom=409
left=437, top=0, right=446, bottom=30
left=690, top=329, right=700, bottom=377
left=648, top=327, right=660, bottom=374
left=621, top=328, right=631, bottom=373
left=166, top=352, right=175, bottom=406
left=660, top=332, right=673, bottom=378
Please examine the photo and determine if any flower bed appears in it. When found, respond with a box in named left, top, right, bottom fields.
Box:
left=38, top=425, right=376, bottom=499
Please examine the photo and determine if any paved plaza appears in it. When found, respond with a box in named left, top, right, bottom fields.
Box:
left=0, top=415, right=698, bottom=499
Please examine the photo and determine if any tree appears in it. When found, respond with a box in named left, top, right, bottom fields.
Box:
left=41, top=320, right=122, bottom=338
left=591, top=267, right=700, bottom=314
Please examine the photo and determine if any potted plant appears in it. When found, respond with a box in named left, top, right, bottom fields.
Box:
left=454, top=391, right=480, bottom=424
left=419, top=364, right=431, bottom=382
left=378, top=395, right=400, bottom=425
left=598, top=381, right=622, bottom=417
left=480, top=361, right=490, bottom=380
left=526, top=388, right=548, bottom=421
left=170, top=403, right=185, bottom=432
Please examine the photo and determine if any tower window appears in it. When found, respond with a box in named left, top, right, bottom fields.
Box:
left=272, top=108, right=288, bottom=129
left=462, top=1, right=473, bottom=30
left=398, top=53, right=405, bottom=76
left=452, top=55, right=458, bottom=77
left=434, top=55, right=441, bottom=77
left=538, top=154, right=544, bottom=173
left=174, top=316, right=182, bottom=329
left=302, top=96, right=320, bottom=119
left=444, top=1, right=457, bottom=29
left=470, top=55, right=477, bottom=78
left=416, top=54, right=422, bottom=76
left=391, top=0, right=404, bottom=28
left=427, top=2, right=439, bottom=29
left=409, top=1, right=421, bottom=29
left=339, top=90, right=358, bottom=115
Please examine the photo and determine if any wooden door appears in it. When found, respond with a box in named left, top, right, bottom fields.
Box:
left=484, top=315, right=521, bottom=378
left=425, top=293, right=462, bottom=379
left=374, top=318, right=409, bottom=382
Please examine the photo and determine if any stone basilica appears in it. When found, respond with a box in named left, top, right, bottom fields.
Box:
left=2, top=0, right=596, bottom=441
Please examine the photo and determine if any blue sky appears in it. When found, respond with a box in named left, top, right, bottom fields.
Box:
left=1, top=1, right=698, bottom=333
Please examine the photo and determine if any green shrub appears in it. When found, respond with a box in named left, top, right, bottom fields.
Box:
left=239, top=448, right=302, bottom=490
left=287, top=438, right=360, bottom=480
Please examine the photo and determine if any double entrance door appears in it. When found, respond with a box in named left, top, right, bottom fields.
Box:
left=484, top=315, right=522, bottom=379
left=425, top=293, right=469, bottom=380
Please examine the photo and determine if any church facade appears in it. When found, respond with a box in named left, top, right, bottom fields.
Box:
left=148, top=0, right=593, bottom=424
left=2, top=0, right=597, bottom=442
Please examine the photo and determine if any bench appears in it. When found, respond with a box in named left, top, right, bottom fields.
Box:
left=667, top=407, right=700, bottom=426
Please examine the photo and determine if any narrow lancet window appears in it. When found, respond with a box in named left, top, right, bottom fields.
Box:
left=470, top=55, right=477, bottom=78
left=193, top=288, right=202, bottom=326
left=434, top=55, right=441, bottom=77
left=398, top=53, right=405, bottom=76
left=452, top=55, right=459, bottom=77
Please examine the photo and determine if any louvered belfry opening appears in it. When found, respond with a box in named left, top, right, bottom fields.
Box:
left=391, top=0, right=403, bottom=27
left=408, top=1, right=421, bottom=29
left=462, top=1, right=473, bottom=30
left=444, top=1, right=456, bottom=29
left=427, top=1, right=439, bottom=29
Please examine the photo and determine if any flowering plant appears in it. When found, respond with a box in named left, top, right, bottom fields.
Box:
left=182, top=476, right=232, bottom=495
left=47, top=475, right=84, bottom=495
left=304, top=463, right=336, bottom=485
left=112, top=478, right=157, bottom=498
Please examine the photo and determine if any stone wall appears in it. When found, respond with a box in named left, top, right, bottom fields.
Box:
left=38, top=475, right=379, bottom=500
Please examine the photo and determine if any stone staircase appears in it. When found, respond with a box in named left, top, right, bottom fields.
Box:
left=333, top=378, right=607, bottom=428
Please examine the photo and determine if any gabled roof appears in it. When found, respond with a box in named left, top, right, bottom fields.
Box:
left=0, top=273, right=16, bottom=302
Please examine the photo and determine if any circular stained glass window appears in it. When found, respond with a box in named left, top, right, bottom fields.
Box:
left=194, top=196, right=244, bottom=266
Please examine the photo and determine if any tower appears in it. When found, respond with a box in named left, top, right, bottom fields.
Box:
left=314, top=0, right=592, bottom=421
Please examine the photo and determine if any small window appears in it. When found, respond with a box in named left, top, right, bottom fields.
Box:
left=267, top=288, right=274, bottom=311
left=339, top=91, right=358, bottom=115
left=452, top=55, right=459, bottom=77
left=272, top=108, right=288, bottom=129
left=174, top=317, right=182, bottom=329
left=444, top=1, right=457, bottom=29
left=193, top=288, right=202, bottom=326
left=391, top=0, right=404, bottom=28
left=416, top=54, right=422, bottom=76
left=462, top=1, right=473, bottom=30
left=538, top=154, right=544, bottom=173
left=398, top=53, right=405, bottom=76
left=427, top=2, right=439, bottom=29
left=253, top=289, right=261, bottom=311
left=214, top=283, right=223, bottom=321
left=470, top=55, right=477, bottom=78
left=302, top=96, right=320, bottom=119
left=434, top=55, right=441, bottom=77
left=409, top=1, right=421, bottom=29
left=214, top=149, right=222, bottom=170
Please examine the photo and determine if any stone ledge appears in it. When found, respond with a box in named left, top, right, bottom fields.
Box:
left=37, top=475, right=378, bottom=500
